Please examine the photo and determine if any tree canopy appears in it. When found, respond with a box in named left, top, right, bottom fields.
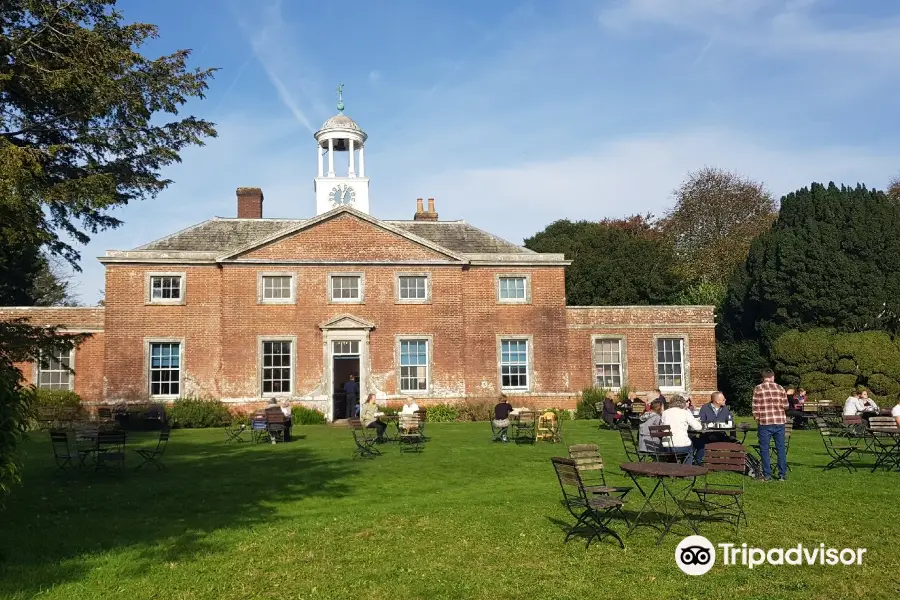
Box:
left=722, top=182, right=900, bottom=349
left=0, top=0, right=217, bottom=264
left=523, top=217, right=684, bottom=306
left=660, top=167, right=777, bottom=305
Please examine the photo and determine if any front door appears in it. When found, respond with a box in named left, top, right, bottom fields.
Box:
left=331, top=339, right=361, bottom=420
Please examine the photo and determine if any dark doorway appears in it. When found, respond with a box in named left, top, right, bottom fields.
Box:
left=332, top=356, right=360, bottom=420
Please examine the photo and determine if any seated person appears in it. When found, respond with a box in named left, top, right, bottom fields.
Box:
left=360, top=393, right=386, bottom=442
left=844, top=391, right=865, bottom=416
left=492, top=395, right=513, bottom=442
left=695, top=391, right=735, bottom=464
left=619, top=393, right=634, bottom=414
left=280, top=401, right=292, bottom=418
left=893, top=397, right=900, bottom=427
left=661, top=397, right=702, bottom=464
left=860, top=390, right=879, bottom=414
left=638, top=399, right=664, bottom=454
left=601, top=392, right=622, bottom=428
left=786, top=387, right=805, bottom=429
left=400, top=400, right=420, bottom=414
left=653, top=389, right=668, bottom=409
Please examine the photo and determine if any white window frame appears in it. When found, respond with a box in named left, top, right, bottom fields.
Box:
left=328, top=272, right=364, bottom=304
left=259, top=336, right=296, bottom=397
left=395, top=272, right=431, bottom=304
left=592, top=335, right=626, bottom=390
left=497, top=335, right=533, bottom=392
left=145, top=338, right=184, bottom=399
left=395, top=335, right=433, bottom=395
left=146, top=271, right=186, bottom=305
left=258, top=272, right=296, bottom=304
left=496, top=273, right=531, bottom=304
left=654, top=335, right=688, bottom=392
left=34, top=348, right=75, bottom=391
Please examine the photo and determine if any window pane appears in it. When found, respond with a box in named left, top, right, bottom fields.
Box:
left=499, top=277, right=526, bottom=300
left=263, top=275, right=292, bottom=300
left=262, top=341, right=292, bottom=394
left=656, top=338, right=684, bottom=388
left=500, top=339, right=528, bottom=389
left=593, top=339, right=623, bottom=388
left=399, top=276, right=427, bottom=300
left=149, top=342, right=180, bottom=396
left=37, top=349, right=74, bottom=390
left=399, top=340, right=428, bottom=391
left=331, top=276, right=360, bottom=300
left=151, top=276, right=181, bottom=300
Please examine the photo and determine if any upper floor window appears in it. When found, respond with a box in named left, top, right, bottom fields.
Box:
left=397, top=274, right=429, bottom=303
left=593, top=338, right=623, bottom=389
left=329, top=274, right=363, bottom=303
left=37, top=349, right=73, bottom=390
left=656, top=337, right=685, bottom=391
left=147, top=272, right=185, bottom=304
left=497, top=274, right=530, bottom=303
left=259, top=273, right=295, bottom=304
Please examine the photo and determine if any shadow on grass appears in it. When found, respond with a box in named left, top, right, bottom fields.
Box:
left=0, top=432, right=356, bottom=597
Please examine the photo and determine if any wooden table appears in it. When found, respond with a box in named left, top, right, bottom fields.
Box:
left=620, top=462, right=707, bottom=545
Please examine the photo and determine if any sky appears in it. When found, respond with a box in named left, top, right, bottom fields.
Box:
left=64, top=0, right=900, bottom=303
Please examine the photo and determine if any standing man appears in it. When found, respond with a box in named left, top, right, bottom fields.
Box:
left=752, top=369, right=789, bottom=482
left=344, top=374, right=359, bottom=419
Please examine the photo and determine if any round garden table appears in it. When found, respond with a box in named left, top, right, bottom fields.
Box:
left=620, top=462, right=707, bottom=545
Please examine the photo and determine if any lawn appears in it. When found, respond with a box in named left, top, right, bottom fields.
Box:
left=1, top=421, right=898, bottom=600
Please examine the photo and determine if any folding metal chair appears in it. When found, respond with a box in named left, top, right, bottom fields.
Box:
left=814, top=417, right=859, bottom=472
left=567, top=444, right=632, bottom=525
left=349, top=419, right=381, bottom=459
left=550, top=457, right=625, bottom=549
left=50, top=431, right=88, bottom=470
left=692, top=442, right=748, bottom=532
left=135, top=428, right=170, bottom=471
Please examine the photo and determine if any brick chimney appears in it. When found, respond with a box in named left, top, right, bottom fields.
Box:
left=237, top=187, right=264, bottom=219
left=413, top=197, right=438, bottom=221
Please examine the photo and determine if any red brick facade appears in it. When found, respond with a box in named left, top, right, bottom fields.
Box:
left=1, top=206, right=717, bottom=418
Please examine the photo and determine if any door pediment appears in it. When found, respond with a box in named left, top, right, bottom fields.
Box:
left=320, top=313, right=375, bottom=331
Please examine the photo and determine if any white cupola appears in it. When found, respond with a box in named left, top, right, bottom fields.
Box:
left=313, top=84, right=370, bottom=215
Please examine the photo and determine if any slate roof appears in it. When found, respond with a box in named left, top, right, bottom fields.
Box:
left=133, top=217, right=535, bottom=256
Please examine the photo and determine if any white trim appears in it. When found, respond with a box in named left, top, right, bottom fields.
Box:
left=258, top=336, right=297, bottom=397
left=257, top=271, right=297, bottom=304
left=327, top=272, right=365, bottom=304
left=591, top=335, right=626, bottom=391
left=145, top=338, right=184, bottom=399
left=496, top=273, right=532, bottom=304
left=653, top=335, right=688, bottom=393
left=145, top=271, right=187, bottom=305
left=34, top=347, right=75, bottom=391
left=496, top=335, right=533, bottom=392
left=395, top=335, right=433, bottom=396
left=395, top=272, right=431, bottom=304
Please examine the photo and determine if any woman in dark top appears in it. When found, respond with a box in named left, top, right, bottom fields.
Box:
left=601, top=391, right=621, bottom=428
left=786, top=387, right=805, bottom=429
left=493, top=395, right=513, bottom=442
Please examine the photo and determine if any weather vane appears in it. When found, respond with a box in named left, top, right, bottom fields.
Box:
left=336, top=82, right=344, bottom=113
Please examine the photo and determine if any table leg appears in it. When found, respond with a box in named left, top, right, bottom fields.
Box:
left=626, top=477, right=663, bottom=536
left=655, top=477, right=700, bottom=545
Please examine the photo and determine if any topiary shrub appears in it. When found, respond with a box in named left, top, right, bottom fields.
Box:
left=426, top=404, right=458, bottom=422
left=866, top=373, right=900, bottom=397
left=167, top=398, right=232, bottom=428
left=290, top=405, right=326, bottom=425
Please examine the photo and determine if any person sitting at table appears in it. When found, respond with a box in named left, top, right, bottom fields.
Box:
left=601, top=391, right=622, bottom=428
left=360, top=393, right=386, bottom=442
left=786, top=387, right=805, bottom=429
left=661, top=396, right=702, bottom=464
left=638, top=399, right=664, bottom=454
left=892, top=396, right=900, bottom=427
left=860, top=390, right=880, bottom=413
left=279, top=401, right=292, bottom=418
left=493, top=394, right=513, bottom=442
left=653, top=389, right=668, bottom=410
left=695, top=392, right=734, bottom=464
left=401, top=400, right=420, bottom=414
left=843, top=390, right=865, bottom=416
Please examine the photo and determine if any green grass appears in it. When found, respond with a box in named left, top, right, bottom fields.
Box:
left=1, top=422, right=899, bottom=599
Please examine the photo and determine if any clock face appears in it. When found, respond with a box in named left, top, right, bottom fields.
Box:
left=329, top=184, right=356, bottom=207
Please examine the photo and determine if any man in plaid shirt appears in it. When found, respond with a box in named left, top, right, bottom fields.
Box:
left=752, top=369, right=789, bottom=481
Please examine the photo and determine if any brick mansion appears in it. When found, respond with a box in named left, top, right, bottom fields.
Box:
left=3, top=105, right=717, bottom=420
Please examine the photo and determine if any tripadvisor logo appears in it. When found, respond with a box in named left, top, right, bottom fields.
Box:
left=676, top=536, right=867, bottom=575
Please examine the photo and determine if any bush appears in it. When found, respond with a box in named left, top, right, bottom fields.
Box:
left=30, top=388, right=82, bottom=412
left=380, top=405, right=398, bottom=416
left=291, top=405, right=326, bottom=425
left=426, top=404, right=458, bottom=423
left=575, top=387, right=608, bottom=419
left=540, top=407, right=572, bottom=422
left=167, top=398, right=232, bottom=428
left=455, top=398, right=495, bottom=422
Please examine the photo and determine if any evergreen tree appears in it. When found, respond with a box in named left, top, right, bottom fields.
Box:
left=524, top=217, right=685, bottom=306
left=722, top=182, right=900, bottom=350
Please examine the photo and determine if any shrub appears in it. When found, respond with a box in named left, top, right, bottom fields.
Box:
left=380, top=405, right=398, bottom=416
left=167, top=398, right=232, bottom=428
left=455, top=398, right=495, bottom=422
left=540, top=407, right=572, bottom=422
left=30, top=388, right=82, bottom=412
left=426, top=403, right=458, bottom=423
left=291, top=405, right=326, bottom=425
left=575, top=387, right=608, bottom=419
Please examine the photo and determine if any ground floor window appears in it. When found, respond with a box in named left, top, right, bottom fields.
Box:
left=399, top=339, right=429, bottom=392
left=149, top=342, right=180, bottom=397
left=656, top=337, right=684, bottom=390
left=500, top=339, right=529, bottom=390
left=37, top=349, right=73, bottom=390
left=262, top=340, right=292, bottom=394
left=593, top=338, right=623, bottom=389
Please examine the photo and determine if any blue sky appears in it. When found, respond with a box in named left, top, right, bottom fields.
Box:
left=66, top=0, right=900, bottom=303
